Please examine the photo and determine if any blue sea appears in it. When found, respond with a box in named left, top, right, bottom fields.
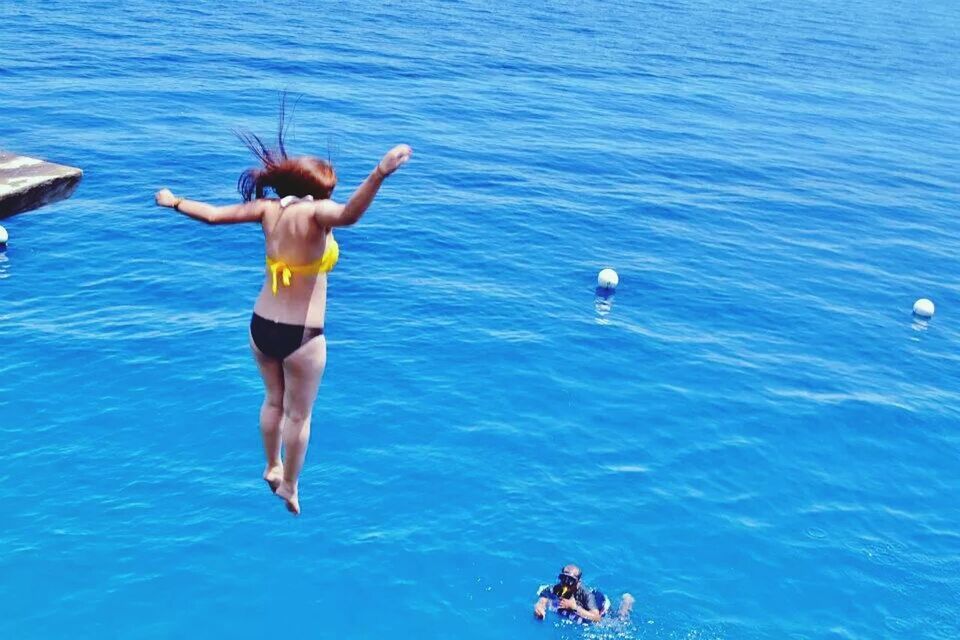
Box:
left=2, top=1, right=959, bottom=638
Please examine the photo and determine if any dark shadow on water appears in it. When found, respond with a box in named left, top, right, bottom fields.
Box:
left=594, top=289, right=615, bottom=323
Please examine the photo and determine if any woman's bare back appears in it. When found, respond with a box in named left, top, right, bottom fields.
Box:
left=254, top=198, right=335, bottom=327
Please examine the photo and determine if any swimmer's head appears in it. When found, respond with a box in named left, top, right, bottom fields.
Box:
left=553, top=564, right=582, bottom=598
left=562, top=564, right=582, bottom=581
left=235, top=93, right=338, bottom=201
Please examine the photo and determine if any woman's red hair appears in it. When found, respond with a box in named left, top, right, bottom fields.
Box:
left=236, top=98, right=336, bottom=201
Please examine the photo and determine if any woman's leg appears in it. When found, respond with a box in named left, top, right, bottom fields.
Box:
left=250, top=333, right=286, bottom=492
left=275, top=335, right=327, bottom=515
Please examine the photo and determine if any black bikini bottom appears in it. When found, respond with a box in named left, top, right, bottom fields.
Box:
left=250, top=313, right=324, bottom=361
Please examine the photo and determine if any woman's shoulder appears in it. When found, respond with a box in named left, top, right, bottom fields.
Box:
left=253, top=197, right=280, bottom=210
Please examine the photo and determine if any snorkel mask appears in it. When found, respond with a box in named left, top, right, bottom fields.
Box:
left=552, top=572, right=579, bottom=599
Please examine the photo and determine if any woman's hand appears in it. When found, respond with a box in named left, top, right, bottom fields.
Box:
left=559, top=597, right=578, bottom=611
left=377, top=144, right=413, bottom=177
left=155, top=188, right=178, bottom=208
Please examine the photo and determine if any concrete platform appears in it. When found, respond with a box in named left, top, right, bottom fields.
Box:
left=0, top=151, right=83, bottom=219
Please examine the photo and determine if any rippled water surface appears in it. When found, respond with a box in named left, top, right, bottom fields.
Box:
left=2, top=1, right=959, bottom=638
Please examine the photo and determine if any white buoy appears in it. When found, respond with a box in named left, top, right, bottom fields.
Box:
left=913, top=298, right=935, bottom=318
left=0, top=224, right=7, bottom=247
left=597, top=268, right=619, bottom=290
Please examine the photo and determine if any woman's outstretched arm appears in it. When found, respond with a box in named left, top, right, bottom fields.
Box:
left=155, top=188, right=267, bottom=224
left=313, top=144, right=412, bottom=228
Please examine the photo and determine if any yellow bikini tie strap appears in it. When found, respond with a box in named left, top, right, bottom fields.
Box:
left=267, top=259, right=292, bottom=295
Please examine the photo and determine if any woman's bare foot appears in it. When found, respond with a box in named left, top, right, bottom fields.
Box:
left=275, top=481, right=300, bottom=515
left=263, top=464, right=284, bottom=493
left=618, top=593, right=635, bottom=620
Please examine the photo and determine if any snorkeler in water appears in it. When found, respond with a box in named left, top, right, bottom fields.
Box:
left=534, top=564, right=635, bottom=624
left=154, top=108, right=411, bottom=515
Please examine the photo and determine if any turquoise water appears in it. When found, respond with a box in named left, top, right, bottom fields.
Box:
left=2, top=1, right=959, bottom=638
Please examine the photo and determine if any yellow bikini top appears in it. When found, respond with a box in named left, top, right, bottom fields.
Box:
left=265, top=196, right=340, bottom=295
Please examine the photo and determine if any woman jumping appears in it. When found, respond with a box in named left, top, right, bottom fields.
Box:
left=155, top=128, right=412, bottom=515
